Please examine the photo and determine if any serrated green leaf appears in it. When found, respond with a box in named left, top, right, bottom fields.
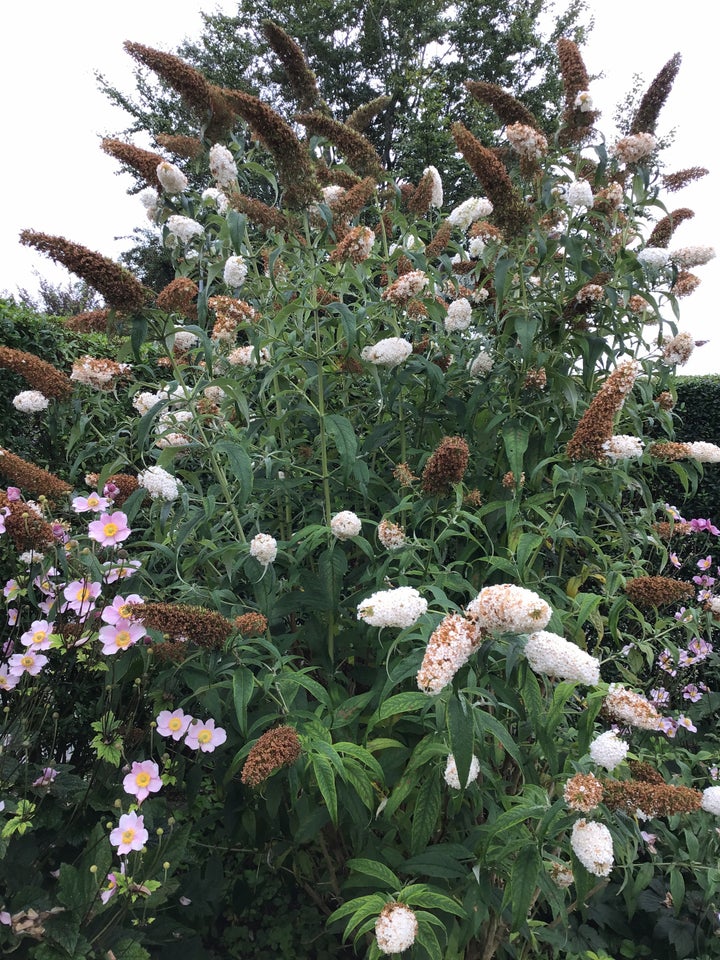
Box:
left=411, top=774, right=441, bottom=854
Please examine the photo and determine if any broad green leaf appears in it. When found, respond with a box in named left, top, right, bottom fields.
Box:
left=475, top=709, right=521, bottom=764
left=508, top=844, right=540, bottom=930
left=411, top=773, right=442, bottom=854
left=215, top=440, right=253, bottom=507
left=447, top=696, right=473, bottom=791
left=347, top=858, right=401, bottom=889
left=399, top=885, right=467, bottom=917
left=503, top=421, right=529, bottom=484
left=232, top=667, right=254, bottom=736
left=324, top=413, right=358, bottom=481
left=312, top=753, right=338, bottom=825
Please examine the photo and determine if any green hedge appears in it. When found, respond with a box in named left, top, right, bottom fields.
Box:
left=656, top=374, right=720, bottom=521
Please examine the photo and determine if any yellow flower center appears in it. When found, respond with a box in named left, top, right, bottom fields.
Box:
left=20, top=656, right=34, bottom=668
left=115, top=631, right=132, bottom=648
left=121, top=829, right=136, bottom=844
left=197, top=728, right=212, bottom=744
left=118, top=603, right=132, bottom=618
left=135, top=772, right=151, bottom=788
left=103, top=522, right=119, bottom=537
left=31, top=630, right=47, bottom=644
left=168, top=718, right=182, bottom=731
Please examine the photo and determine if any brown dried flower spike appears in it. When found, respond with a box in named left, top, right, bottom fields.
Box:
left=241, top=725, right=302, bottom=787
left=421, top=436, right=470, bottom=495
left=625, top=575, right=694, bottom=608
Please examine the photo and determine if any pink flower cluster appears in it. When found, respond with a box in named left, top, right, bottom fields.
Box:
left=156, top=709, right=227, bottom=753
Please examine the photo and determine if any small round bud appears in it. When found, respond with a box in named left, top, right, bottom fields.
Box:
left=89, top=864, right=98, bottom=874
left=163, top=861, right=171, bottom=871
left=156, top=828, right=164, bottom=836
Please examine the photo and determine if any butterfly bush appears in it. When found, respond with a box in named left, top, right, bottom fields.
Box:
left=2, top=24, right=720, bottom=960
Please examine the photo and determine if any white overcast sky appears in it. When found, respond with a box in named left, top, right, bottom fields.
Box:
left=1, top=1, right=717, bottom=374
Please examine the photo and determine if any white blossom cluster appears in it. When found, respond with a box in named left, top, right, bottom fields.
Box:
left=200, top=185, right=222, bottom=207
left=468, top=237, right=486, bottom=259
left=466, top=584, right=552, bottom=635
left=669, top=245, right=716, bottom=268
left=444, top=298, right=472, bottom=332
left=12, top=390, right=49, bottom=413
left=417, top=614, right=480, bottom=695
left=137, top=465, right=181, bottom=501
left=166, top=215, right=204, bottom=244
left=223, top=255, right=248, bottom=287
left=249, top=533, right=278, bottom=566
left=604, top=684, right=661, bottom=730
left=209, top=143, right=237, bottom=189
left=566, top=180, right=594, bottom=209
left=375, top=902, right=418, bottom=954
left=132, top=390, right=169, bottom=415
left=173, top=329, right=200, bottom=351
left=154, top=409, right=194, bottom=449
left=70, top=357, right=131, bottom=389
left=602, top=435, right=645, bottom=461
left=636, top=247, right=669, bottom=269
left=468, top=351, right=493, bottom=377
left=589, top=730, right=629, bottom=772
left=361, top=337, right=413, bottom=368
left=661, top=332, right=695, bottom=365
left=423, top=165, right=443, bottom=208
left=330, top=510, right=362, bottom=540
left=613, top=132, right=656, bottom=164
left=357, top=586, right=427, bottom=629
left=444, top=753, right=481, bottom=789
left=156, top=160, right=189, bottom=194
left=227, top=345, right=270, bottom=367
left=524, top=630, right=601, bottom=685
left=570, top=819, right=614, bottom=877
left=686, top=441, right=720, bottom=463
left=447, top=196, right=493, bottom=231
left=701, top=785, right=720, bottom=814
left=138, top=187, right=161, bottom=223
left=321, top=185, right=345, bottom=205
left=505, top=122, right=548, bottom=159
left=574, top=90, right=594, bottom=111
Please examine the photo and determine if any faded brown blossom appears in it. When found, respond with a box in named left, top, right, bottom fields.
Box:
left=223, top=89, right=321, bottom=208
left=648, top=208, right=694, bottom=248
left=393, top=462, right=417, bottom=486
left=328, top=176, right=377, bottom=223
left=330, top=225, right=374, bottom=264
left=629, top=53, right=681, bottom=135
left=241, top=725, right=302, bottom=786
left=557, top=38, right=600, bottom=143
left=297, top=112, right=383, bottom=179
left=314, top=159, right=361, bottom=190
left=566, top=360, right=640, bottom=460
left=101, top=139, right=165, bottom=190
left=209, top=296, right=256, bottom=343
left=465, top=81, right=541, bottom=129
left=64, top=309, right=110, bottom=334
left=234, top=612, right=269, bottom=636
left=426, top=221, right=452, bottom=258
left=123, top=42, right=235, bottom=140
left=464, top=488, right=483, bottom=508
left=502, top=470, right=525, bottom=490
left=135, top=602, right=234, bottom=649
left=0, top=346, right=73, bottom=399
left=451, top=122, right=530, bottom=236
left=346, top=95, right=392, bottom=132
left=227, top=189, right=293, bottom=233
left=0, top=490, right=56, bottom=551
left=261, top=20, right=323, bottom=112
left=672, top=271, right=701, bottom=297
left=155, top=133, right=204, bottom=159
left=523, top=367, right=547, bottom=391
left=628, top=295, right=651, bottom=315
left=0, top=449, right=72, bottom=500
left=655, top=391, right=675, bottom=411
left=422, top=436, right=470, bottom=495
left=647, top=441, right=691, bottom=461
left=652, top=521, right=692, bottom=539
left=564, top=772, right=604, bottom=813
left=20, top=231, right=147, bottom=312
left=104, top=474, right=140, bottom=507
left=662, top=167, right=709, bottom=192
left=407, top=170, right=436, bottom=216
left=157, top=278, right=199, bottom=319
left=628, top=760, right=665, bottom=784
left=602, top=779, right=702, bottom=818
left=625, top=575, right=694, bottom=608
